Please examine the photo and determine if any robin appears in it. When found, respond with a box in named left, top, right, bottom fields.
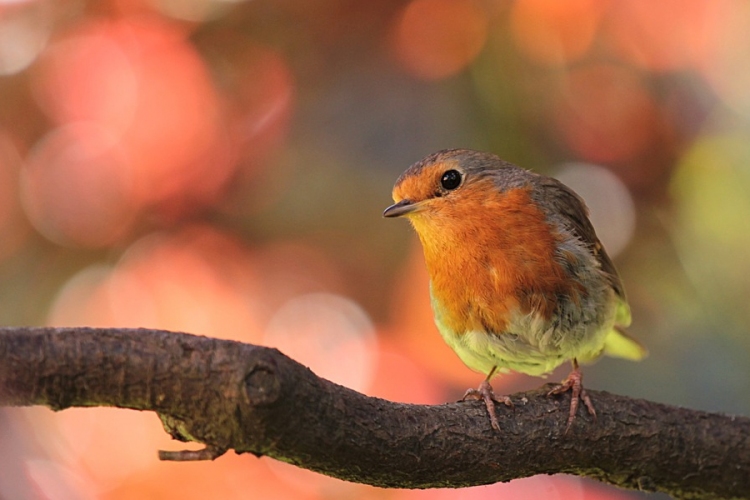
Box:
left=384, top=149, right=646, bottom=432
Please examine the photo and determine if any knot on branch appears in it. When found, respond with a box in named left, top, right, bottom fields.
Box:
left=244, top=360, right=281, bottom=407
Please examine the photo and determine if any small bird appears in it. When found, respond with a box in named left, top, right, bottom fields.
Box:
left=384, top=149, right=646, bottom=432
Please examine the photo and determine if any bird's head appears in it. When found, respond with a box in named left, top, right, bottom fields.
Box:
left=383, top=149, right=532, bottom=234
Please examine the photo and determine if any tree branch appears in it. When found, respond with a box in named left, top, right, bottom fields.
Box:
left=0, top=327, right=747, bottom=499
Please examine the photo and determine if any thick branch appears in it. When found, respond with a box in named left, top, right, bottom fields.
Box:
left=0, top=327, right=748, bottom=499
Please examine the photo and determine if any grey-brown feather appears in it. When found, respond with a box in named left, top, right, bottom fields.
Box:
left=530, top=176, right=627, bottom=302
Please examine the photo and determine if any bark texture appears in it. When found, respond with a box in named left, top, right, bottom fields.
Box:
left=0, top=327, right=748, bottom=499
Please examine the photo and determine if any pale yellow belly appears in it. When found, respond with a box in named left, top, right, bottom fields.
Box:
left=431, top=294, right=615, bottom=378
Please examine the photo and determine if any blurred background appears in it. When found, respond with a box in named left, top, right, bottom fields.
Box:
left=0, top=0, right=749, bottom=498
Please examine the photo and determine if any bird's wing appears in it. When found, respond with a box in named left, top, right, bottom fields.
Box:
left=534, top=176, right=630, bottom=324
left=532, top=175, right=646, bottom=361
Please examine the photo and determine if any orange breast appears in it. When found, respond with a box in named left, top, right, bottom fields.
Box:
left=412, top=183, right=577, bottom=335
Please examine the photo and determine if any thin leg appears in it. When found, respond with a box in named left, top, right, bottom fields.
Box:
left=547, top=359, right=596, bottom=433
left=461, top=366, right=513, bottom=431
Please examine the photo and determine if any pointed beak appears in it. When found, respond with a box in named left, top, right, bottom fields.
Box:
left=383, top=199, right=418, bottom=218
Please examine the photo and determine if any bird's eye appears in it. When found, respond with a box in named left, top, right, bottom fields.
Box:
left=440, top=170, right=462, bottom=191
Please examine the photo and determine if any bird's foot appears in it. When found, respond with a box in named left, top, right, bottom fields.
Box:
left=462, top=379, right=513, bottom=431
left=547, top=363, right=596, bottom=433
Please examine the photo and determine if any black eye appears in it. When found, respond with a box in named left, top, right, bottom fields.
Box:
left=440, top=170, right=462, bottom=191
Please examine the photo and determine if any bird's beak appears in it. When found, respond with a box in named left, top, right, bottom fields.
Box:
left=383, top=199, right=419, bottom=218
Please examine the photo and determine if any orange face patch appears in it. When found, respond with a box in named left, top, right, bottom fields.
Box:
left=392, top=160, right=458, bottom=204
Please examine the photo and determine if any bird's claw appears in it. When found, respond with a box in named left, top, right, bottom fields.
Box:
left=462, top=379, right=513, bottom=431
left=547, top=364, right=596, bottom=433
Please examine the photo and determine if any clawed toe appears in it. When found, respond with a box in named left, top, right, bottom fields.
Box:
left=462, top=379, right=512, bottom=431
left=547, top=359, right=596, bottom=433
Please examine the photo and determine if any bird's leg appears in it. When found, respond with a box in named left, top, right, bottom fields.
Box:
left=547, top=359, right=596, bottom=433
left=461, top=366, right=513, bottom=431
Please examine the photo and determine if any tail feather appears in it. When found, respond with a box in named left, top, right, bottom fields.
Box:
left=603, top=326, right=647, bottom=361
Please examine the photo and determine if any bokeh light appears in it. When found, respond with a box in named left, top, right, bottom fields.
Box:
left=23, top=457, right=96, bottom=500
left=395, top=474, right=631, bottom=500
left=509, top=0, right=603, bottom=66
left=552, top=63, right=658, bottom=163
left=391, top=0, right=488, bottom=81
left=2, top=1, right=750, bottom=499
left=31, top=17, right=235, bottom=221
left=263, top=293, right=377, bottom=393
left=49, top=226, right=265, bottom=342
left=32, top=23, right=139, bottom=134
left=670, top=133, right=750, bottom=326
left=698, top=1, right=750, bottom=117
left=367, top=337, right=443, bottom=405
left=20, top=123, right=135, bottom=248
left=555, top=162, right=636, bottom=257
left=0, top=1, right=53, bottom=76
left=48, top=264, right=117, bottom=326
left=604, top=0, right=721, bottom=72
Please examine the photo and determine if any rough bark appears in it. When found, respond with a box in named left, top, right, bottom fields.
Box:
left=0, top=327, right=748, bottom=499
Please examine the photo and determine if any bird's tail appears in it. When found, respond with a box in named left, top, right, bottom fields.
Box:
left=602, top=326, right=648, bottom=361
